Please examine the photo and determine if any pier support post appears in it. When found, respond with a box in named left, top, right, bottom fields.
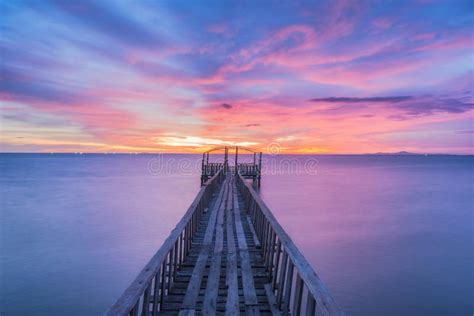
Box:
left=224, top=147, right=228, bottom=174
left=235, top=146, right=239, bottom=175
left=201, top=153, right=205, bottom=186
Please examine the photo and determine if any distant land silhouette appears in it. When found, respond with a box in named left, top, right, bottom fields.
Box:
left=370, top=151, right=421, bottom=155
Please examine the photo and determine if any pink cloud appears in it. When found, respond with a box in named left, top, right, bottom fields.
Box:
left=204, top=24, right=318, bottom=82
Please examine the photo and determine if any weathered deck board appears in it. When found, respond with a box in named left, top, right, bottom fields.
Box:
left=225, top=181, right=239, bottom=316
left=180, top=177, right=228, bottom=313
left=161, top=174, right=272, bottom=315
left=202, top=179, right=228, bottom=314
left=233, top=177, right=260, bottom=316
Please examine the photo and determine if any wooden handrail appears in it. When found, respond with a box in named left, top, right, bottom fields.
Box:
left=236, top=172, right=345, bottom=316
left=105, top=169, right=225, bottom=316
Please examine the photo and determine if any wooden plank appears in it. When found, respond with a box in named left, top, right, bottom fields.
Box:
left=246, top=215, right=261, bottom=248
left=264, top=283, right=281, bottom=316
left=232, top=177, right=260, bottom=315
left=202, top=179, right=229, bottom=314
left=246, top=306, right=261, bottom=316
left=180, top=177, right=228, bottom=310
left=178, top=309, right=196, bottom=316
left=225, top=182, right=239, bottom=316
left=202, top=251, right=223, bottom=314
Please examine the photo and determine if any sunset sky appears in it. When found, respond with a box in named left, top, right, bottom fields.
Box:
left=1, top=0, right=473, bottom=154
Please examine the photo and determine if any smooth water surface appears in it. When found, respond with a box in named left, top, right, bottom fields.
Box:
left=1, top=154, right=473, bottom=315
left=260, top=155, right=474, bottom=316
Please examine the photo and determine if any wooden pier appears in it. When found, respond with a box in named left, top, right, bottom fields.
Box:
left=106, top=147, right=343, bottom=316
left=201, top=147, right=262, bottom=187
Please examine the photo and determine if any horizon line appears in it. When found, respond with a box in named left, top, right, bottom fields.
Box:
left=0, top=151, right=473, bottom=156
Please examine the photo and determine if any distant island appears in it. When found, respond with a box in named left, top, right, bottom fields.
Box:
left=370, top=151, right=422, bottom=155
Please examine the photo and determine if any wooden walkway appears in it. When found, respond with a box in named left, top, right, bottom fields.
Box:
left=106, top=147, right=344, bottom=316
left=163, top=174, right=272, bottom=315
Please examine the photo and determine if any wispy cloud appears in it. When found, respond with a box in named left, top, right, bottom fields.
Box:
left=309, top=95, right=473, bottom=119
left=309, top=96, right=412, bottom=103
left=1, top=0, right=473, bottom=153
left=388, top=96, right=474, bottom=119
left=48, top=0, right=164, bottom=48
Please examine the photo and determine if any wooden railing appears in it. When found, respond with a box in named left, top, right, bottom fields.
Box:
left=202, top=162, right=225, bottom=176
left=105, top=170, right=225, bottom=316
left=237, top=162, right=259, bottom=175
left=236, top=172, right=345, bottom=316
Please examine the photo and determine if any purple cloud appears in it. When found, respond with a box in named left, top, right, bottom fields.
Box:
left=390, top=96, right=474, bottom=119
left=0, top=66, right=93, bottom=105
left=220, top=103, right=232, bottom=109
left=309, top=96, right=412, bottom=103
left=309, top=95, right=473, bottom=119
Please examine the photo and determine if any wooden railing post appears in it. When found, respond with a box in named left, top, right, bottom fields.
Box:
left=235, top=146, right=239, bottom=174
left=277, top=251, right=289, bottom=307
left=306, top=295, right=316, bottom=316
left=293, top=273, right=304, bottom=316
left=224, top=147, right=228, bottom=173
left=282, top=261, right=294, bottom=314
left=173, top=242, right=178, bottom=280
left=160, top=260, right=166, bottom=307
left=142, top=285, right=151, bottom=316
left=152, top=272, right=160, bottom=315
left=167, top=249, right=174, bottom=292
left=130, top=300, right=139, bottom=316
left=265, top=231, right=276, bottom=275
left=273, top=241, right=282, bottom=290
left=258, top=152, right=262, bottom=187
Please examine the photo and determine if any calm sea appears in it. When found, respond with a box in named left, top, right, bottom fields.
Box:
left=0, top=154, right=473, bottom=315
